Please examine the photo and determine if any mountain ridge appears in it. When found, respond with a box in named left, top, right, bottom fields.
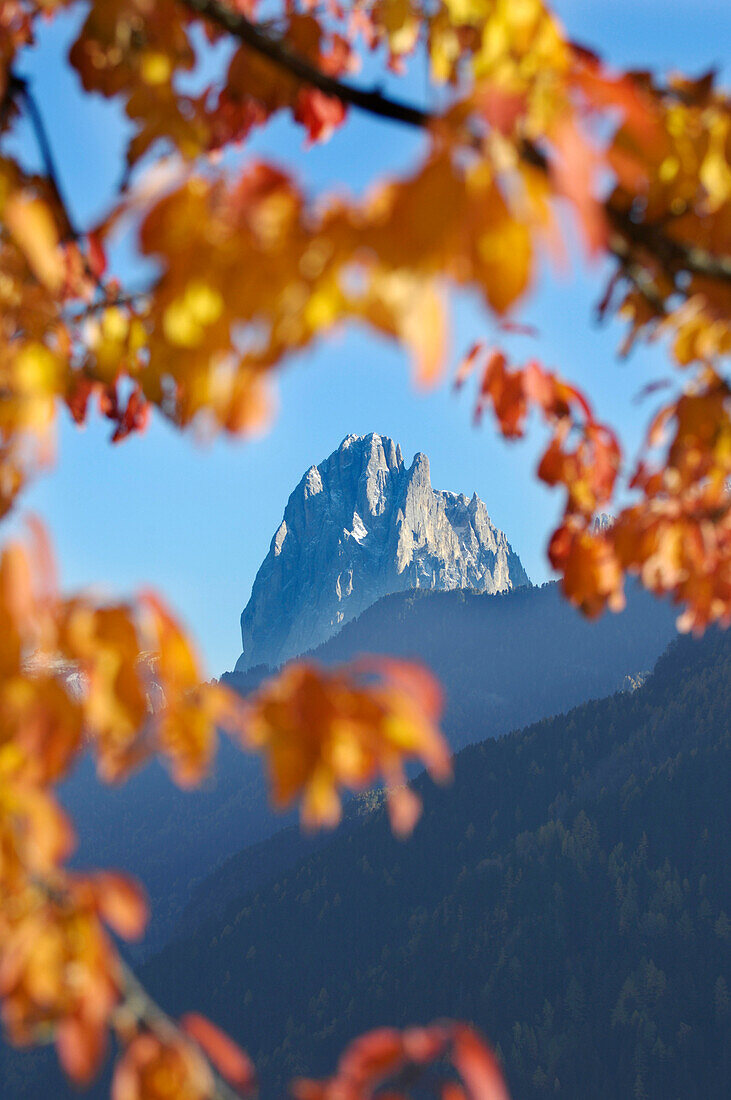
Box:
left=235, top=433, right=529, bottom=671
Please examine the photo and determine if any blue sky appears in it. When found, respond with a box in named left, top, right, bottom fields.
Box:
left=8, top=1, right=730, bottom=674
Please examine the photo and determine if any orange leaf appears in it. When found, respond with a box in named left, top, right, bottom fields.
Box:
left=551, top=116, right=607, bottom=257
left=387, top=785, right=422, bottom=838
left=402, top=1025, right=449, bottom=1064
left=4, top=192, right=65, bottom=292
left=451, top=1025, right=510, bottom=1100
left=94, top=872, right=148, bottom=940
left=181, top=1013, right=256, bottom=1094
left=56, top=1016, right=106, bottom=1086
left=404, top=283, right=448, bottom=388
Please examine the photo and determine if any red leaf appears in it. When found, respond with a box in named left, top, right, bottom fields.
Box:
left=111, top=387, right=150, bottom=443
left=570, top=50, right=662, bottom=151
left=294, top=88, right=347, bottom=145
left=181, top=1013, right=256, bottom=1094
left=57, top=1017, right=106, bottom=1086
left=443, top=1085, right=469, bottom=1100
left=66, top=375, right=96, bottom=424
left=86, top=231, right=108, bottom=280
left=94, top=872, right=148, bottom=940
left=454, top=343, right=485, bottom=391
left=477, top=87, right=527, bottom=136
left=451, top=1026, right=510, bottom=1100
left=338, top=1027, right=405, bottom=1085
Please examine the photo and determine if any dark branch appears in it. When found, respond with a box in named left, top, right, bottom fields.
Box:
left=179, top=0, right=431, bottom=128
left=608, top=205, right=731, bottom=285
left=180, top=1, right=731, bottom=299
left=65, top=291, right=151, bottom=322
left=0, top=73, right=22, bottom=131
left=13, top=75, right=77, bottom=241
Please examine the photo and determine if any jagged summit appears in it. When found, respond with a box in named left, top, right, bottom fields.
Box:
left=234, top=433, right=529, bottom=671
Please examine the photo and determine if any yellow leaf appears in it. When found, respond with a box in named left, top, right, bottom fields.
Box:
left=162, top=281, right=224, bottom=348
left=140, top=51, right=173, bottom=87
left=401, top=282, right=448, bottom=387
left=4, top=193, right=65, bottom=293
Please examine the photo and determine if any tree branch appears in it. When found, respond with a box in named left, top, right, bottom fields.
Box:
left=180, top=1, right=731, bottom=301
left=65, top=290, right=151, bottom=321
left=179, top=0, right=431, bottom=128
left=12, top=75, right=77, bottom=241
left=608, top=205, right=731, bottom=285
left=117, top=961, right=246, bottom=1100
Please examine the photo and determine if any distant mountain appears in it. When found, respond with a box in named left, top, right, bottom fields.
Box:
left=234, top=433, right=529, bottom=671
left=144, top=628, right=731, bottom=1100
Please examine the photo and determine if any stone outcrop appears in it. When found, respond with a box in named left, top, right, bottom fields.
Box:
left=234, top=433, right=529, bottom=671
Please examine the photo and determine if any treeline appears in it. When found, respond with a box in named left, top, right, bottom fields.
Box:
left=143, top=627, right=731, bottom=1099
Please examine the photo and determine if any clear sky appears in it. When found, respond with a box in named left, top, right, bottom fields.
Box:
left=7, top=1, right=730, bottom=674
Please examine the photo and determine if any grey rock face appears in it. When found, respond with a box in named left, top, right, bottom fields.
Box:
left=234, top=433, right=529, bottom=671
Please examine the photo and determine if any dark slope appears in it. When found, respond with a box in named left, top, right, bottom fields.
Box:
left=143, top=628, right=731, bottom=1100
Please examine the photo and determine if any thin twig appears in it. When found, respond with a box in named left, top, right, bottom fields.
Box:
left=65, top=290, right=151, bottom=321
left=606, top=230, right=669, bottom=317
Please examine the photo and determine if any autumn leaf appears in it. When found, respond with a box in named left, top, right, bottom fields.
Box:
left=451, top=1025, right=510, bottom=1100
left=112, top=1032, right=214, bottom=1100
left=550, top=115, right=607, bottom=256
left=181, top=1013, right=256, bottom=1094
left=3, top=191, right=65, bottom=292
left=295, top=88, right=347, bottom=144
left=294, top=1021, right=509, bottom=1100
left=238, top=659, right=450, bottom=833
left=92, top=872, right=148, bottom=941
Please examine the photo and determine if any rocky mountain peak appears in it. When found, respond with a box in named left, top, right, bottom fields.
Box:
left=234, top=434, right=529, bottom=672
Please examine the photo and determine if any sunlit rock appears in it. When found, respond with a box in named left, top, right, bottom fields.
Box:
left=234, top=433, right=529, bottom=671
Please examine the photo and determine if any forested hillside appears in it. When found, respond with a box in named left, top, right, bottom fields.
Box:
left=58, top=579, right=675, bottom=950
left=142, top=628, right=731, bottom=1100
